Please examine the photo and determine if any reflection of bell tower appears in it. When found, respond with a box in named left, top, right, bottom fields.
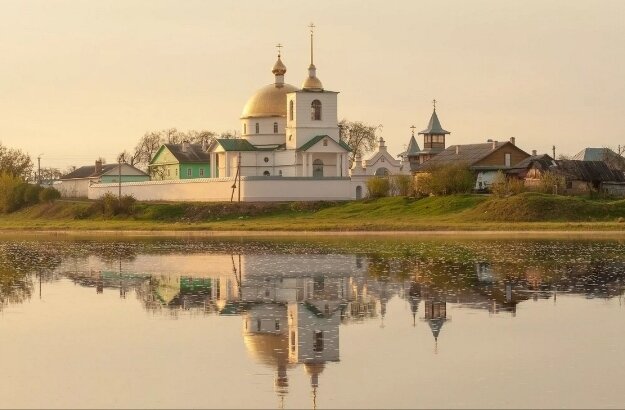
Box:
left=422, top=291, right=449, bottom=353
left=408, top=280, right=421, bottom=327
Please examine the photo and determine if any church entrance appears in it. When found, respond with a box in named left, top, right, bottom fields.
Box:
left=313, top=159, right=324, bottom=178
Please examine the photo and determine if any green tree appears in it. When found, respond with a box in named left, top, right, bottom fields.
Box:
left=0, top=142, right=32, bottom=179
left=339, top=120, right=382, bottom=166
left=417, top=164, right=475, bottom=195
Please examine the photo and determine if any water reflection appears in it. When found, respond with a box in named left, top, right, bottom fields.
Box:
left=1, top=237, right=625, bottom=408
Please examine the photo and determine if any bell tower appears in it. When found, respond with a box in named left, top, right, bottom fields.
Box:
left=285, top=24, right=339, bottom=150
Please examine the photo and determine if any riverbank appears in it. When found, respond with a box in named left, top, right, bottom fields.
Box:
left=0, top=193, right=624, bottom=232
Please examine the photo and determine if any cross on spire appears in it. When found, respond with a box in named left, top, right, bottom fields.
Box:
left=276, top=43, right=283, bottom=57
left=410, top=125, right=416, bottom=137
left=432, top=99, right=437, bottom=111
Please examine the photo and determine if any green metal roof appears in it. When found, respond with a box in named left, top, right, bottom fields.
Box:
left=406, top=135, right=421, bottom=154
left=298, top=135, right=352, bottom=152
left=419, top=110, right=450, bottom=135
left=216, top=139, right=258, bottom=151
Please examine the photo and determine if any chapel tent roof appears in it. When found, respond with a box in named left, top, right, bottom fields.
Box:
left=163, top=143, right=211, bottom=162
left=419, top=110, right=450, bottom=135
left=399, top=135, right=421, bottom=158
left=298, top=135, right=352, bottom=152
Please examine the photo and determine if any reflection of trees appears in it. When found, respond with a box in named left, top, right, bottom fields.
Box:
left=0, top=243, right=62, bottom=310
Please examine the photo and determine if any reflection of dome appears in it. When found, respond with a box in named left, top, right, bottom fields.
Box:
left=241, top=83, right=299, bottom=119
left=243, top=333, right=292, bottom=367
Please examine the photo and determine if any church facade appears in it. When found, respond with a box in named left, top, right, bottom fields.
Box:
left=205, top=29, right=351, bottom=180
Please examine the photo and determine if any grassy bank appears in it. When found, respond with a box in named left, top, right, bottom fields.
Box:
left=0, top=193, right=624, bottom=232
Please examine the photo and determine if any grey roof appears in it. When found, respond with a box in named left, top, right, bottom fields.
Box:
left=419, top=110, right=450, bottom=135
left=572, top=148, right=617, bottom=161
left=61, top=164, right=118, bottom=179
left=555, top=160, right=625, bottom=182
left=415, top=141, right=513, bottom=171
left=507, top=154, right=555, bottom=176
left=164, top=143, right=211, bottom=162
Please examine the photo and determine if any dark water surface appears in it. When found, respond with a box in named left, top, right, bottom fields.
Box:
left=1, top=235, right=624, bottom=409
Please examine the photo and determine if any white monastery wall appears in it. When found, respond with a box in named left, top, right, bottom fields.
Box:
left=58, top=179, right=91, bottom=198
left=88, top=177, right=359, bottom=202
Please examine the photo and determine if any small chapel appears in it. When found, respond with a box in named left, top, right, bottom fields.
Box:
left=205, top=25, right=351, bottom=179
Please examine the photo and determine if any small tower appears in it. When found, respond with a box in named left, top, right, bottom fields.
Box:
left=417, top=100, right=450, bottom=164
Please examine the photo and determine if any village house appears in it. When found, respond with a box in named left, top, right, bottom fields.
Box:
left=507, top=156, right=625, bottom=196
left=149, top=142, right=211, bottom=180
left=58, top=159, right=148, bottom=198
left=414, top=139, right=531, bottom=190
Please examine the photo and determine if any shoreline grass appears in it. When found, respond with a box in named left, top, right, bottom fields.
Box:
left=0, top=193, right=624, bottom=233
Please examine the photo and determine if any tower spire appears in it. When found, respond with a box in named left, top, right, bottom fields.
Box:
left=309, top=22, right=315, bottom=66
left=433, top=99, right=437, bottom=112
left=302, top=23, right=323, bottom=91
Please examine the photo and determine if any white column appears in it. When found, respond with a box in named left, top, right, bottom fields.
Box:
left=210, top=153, right=215, bottom=178
left=307, top=153, right=313, bottom=177
left=336, top=153, right=341, bottom=177
left=224, top=152, right=229, bottom=177
left=302, top=152, right=307, bottom=177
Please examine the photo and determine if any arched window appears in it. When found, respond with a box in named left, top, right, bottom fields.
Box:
left=273, top=122, right=278, bottom=133
left=375, top=167, right=390, bottom=176
left=289, top=100, right=294, bottom=121
left=311, top=100, right=322, bottom=120
left=356, top=185, right=363, bottom=199
left=263, top=170, right=270, bottom=176
left=255, top=122, right=259, bottom=134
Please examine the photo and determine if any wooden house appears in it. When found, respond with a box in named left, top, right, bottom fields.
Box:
left=413, top=139, right=531, bottom=190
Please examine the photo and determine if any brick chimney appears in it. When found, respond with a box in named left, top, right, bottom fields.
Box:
left=181, top=141, right=190, bottom=153
left=509, top=137, right=516, bottom=146
left=95, top=159, right=103, bottom=174
left=492, top=140, right=497, bottom=150
left=455, top=145, right=459, bottom=155
left=532, top=150, right=537, bottom=156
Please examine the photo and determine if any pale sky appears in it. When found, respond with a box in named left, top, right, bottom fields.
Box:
left=1, top=0, right=624, bottom=170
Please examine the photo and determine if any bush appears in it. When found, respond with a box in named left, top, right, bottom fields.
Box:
left=490, top=171, right=526, bottom=197
left=538, top=171, right=566, bottom=194
left=39, top=187, right=61, bottom=203
left=417, top=164, right=475, bottom=195
left=0, top=173, right=24, bottom=213
left=366, top=177, right=390, bottom=198
left=390, top=174, right=414, bottom=197
left=23, top=184, right=43, bottom=206
left=94, top=193, right=137, bottom=217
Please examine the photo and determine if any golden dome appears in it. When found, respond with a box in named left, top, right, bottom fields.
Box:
left=243, top=333, right=293, bottom=368
left=272, top=56, right=287, bottom=76
left=241, top=83, right=299, bottom=119
left=302, top=76, right=323, bottom=91
left=302, top=64, right=323, bottom=91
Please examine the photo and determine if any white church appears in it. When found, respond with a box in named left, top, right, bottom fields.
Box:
left=87, top=26, right=409, bottom=202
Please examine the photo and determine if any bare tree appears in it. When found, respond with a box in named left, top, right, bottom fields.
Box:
left=339, top=119, right=382, bottom=166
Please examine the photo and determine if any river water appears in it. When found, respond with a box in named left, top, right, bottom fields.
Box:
left=1, top=235, right=624, bottom=409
